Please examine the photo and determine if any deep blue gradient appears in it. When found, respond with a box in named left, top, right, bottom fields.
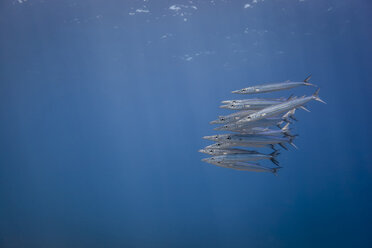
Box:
left=1, top=0, right=371, bottom=247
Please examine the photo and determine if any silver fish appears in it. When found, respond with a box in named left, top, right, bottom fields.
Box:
left=232, top=75, right=316, bottom=94
left=220, top=100, right=283, bottom=110
left=227, top=134, right=295, bottom=148
left=204, top=124, right=289, bottom=142
left=214, top=117, right=284, bottom=131
left=226, top=162, right=282, bottom=174
left=205, top=142, right=267, bottom=149
left=210, top=110, right=256, bottom=124
left=205, top=135, right=295, bottom=150
left=221, top=98, right=285, bottom=104
left=202, top=159, right=282, bottom=174
left=198, top=148, right=258, bottom=156
left=208, top=150, right=280, bottom=166
left=228, top=122, right=292, bottom=136
left=237, top=89, right=325, bottom=124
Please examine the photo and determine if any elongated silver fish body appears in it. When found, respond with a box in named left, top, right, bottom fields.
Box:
left=241, top=123, right=291, bottom=135
left=210, top=153, right=277, bottom=163
left=237, top=89, right=324, bottom=124
left=226, top=162, right=281, bottom=174
left=228, top=134, right=290, bottom=145
left=213, top=108, right=293, bottom=126
left=232, top=76, right=316, bottom=94
left=210, top=110, right=255, bottom=124
left=221, top=98, right=285, bottom=104
left=214, top=117, right=283, bottom=131
left=255, top=129, right=285, bottom=136
left=205, top=142, right=267, bottom=149
left=220, top=100, right=283, bottom=110
left=198, top=148, right=258, bottom=156
left=202, top=159, right=281, bottom=174
left=203, top=134, right=230, bottom=142
left=204, top=132, right=286, bottom=143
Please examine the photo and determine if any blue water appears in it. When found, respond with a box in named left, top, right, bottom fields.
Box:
left=1, top=0, right=371, bottom=247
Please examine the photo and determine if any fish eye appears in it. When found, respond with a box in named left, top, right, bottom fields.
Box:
left=227, top=136, right=231, bottom=140
left=242, top=89, right=246, bottom=92
left=215, top=135, right=218, bottom=139
left=209, top=150, right=213, bottom=152
left=220, top=118, right=225, bottom=121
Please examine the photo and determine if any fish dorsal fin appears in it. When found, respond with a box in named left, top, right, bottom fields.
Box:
left=286, top=94, right=294, bottom=101
left=304, top=74, right=312, bottom=82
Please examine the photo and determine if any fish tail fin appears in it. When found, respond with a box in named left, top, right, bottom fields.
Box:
left=270, top=158, right=280, bottom=166
left=270, top=144, right=277, bottom=151
left=313, top=88, right=326, bottom=104
left=284, top=131, right=298, bottom=139
left=281, top=122, right=290, bottom=132
left=270, top=150, right=280, bottom=157
left=272, top=166, right=282, bottom=176
left=290, top=115, right=298, bottom=122
left=279, top=142, right=288, bottom=150
left=303, top=74, right=317, bottom=86
left=289, top=137, right=298, bottom=149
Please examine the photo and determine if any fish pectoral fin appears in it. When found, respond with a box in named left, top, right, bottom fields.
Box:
left=286, top=94, right=294, bottom=101
left=270, top=158, right=280, bottom=166
left=272, top=166, right=282, bottom=176
left=279, top=143, right=288, bottom=150
left=299, top=106, right=311, bottom=112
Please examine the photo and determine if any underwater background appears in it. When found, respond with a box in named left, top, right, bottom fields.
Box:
left=0, top=0, right=371, bottom=247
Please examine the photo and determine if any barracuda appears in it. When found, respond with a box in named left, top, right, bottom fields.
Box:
left=214, top=117, right=285, bottom=131
left=198, top=148, right=258, bottom=156
left=232, top=75, right=316, bottom=94
left=237, top=89, right=325, bottom=124
left=210, top=110, right=256, bottom=124
left=207, top=150, right=280, bottom=166
left=219, top=100, right=283, bottom=110
left=221, top=98, right=285, bottom=105
left=205, top=142, right=268, bottom=149
left=201, top=159, right=281, bottom=175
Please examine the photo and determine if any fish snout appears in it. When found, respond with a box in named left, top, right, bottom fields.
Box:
left=201, top=158, right=211, bottom=163
left=209, top=120, right=220, bottom=124
left=232, top=88, right=249, bottom=94
left=237, top=118, right=249, bottom=124
left=219, top=105, right=230, bottom=109
left=203, top=135, right=217, bottom=141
